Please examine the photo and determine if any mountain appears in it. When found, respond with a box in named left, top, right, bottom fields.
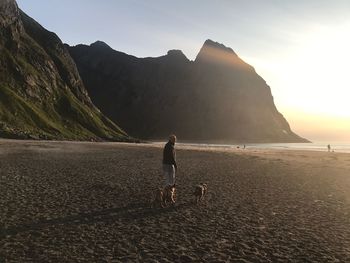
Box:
left=69, top=40, right=308, bottom=143
left=0, top=0, right=131, bottom=141
left=68, top=40, right=307, bottom=143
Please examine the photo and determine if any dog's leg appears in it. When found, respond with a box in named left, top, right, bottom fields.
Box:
left=160, top=196, right=165, bottom=208
left=171, top=190, right=176, bottom=204
left=162, top=194, right=167, bottom=207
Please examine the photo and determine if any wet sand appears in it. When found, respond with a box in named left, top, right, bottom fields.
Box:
left=1, top=140, right=350, bottom=262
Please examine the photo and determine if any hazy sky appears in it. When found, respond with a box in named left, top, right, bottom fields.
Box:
left=17, top=0, right=350, bottom=142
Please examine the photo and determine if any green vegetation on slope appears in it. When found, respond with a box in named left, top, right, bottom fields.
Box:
left=0, top=84, right=129, bottom=141
left=0, top=1, right=132, bottom=141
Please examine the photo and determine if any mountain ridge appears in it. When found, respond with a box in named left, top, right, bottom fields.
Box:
left=0, top=0, right=132, bottom=141
left=68, top=40, right=308, bottom=143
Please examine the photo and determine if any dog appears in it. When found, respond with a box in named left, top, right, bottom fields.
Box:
left=150, top=188, right=164, bottom=208
left=194, top=183, right=208, bottom=204
left=151, top=185, right=176, bottom=208
left=163, top=184, right=176, bottom=207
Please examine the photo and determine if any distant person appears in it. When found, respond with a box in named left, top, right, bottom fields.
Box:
left=243, top=144, right=246, bottom=149
left=327, top=144, right=331, bottom=152
left=162, top=135, right=177, bottom=187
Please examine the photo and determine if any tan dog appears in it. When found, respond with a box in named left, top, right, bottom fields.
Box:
left=150, top=188, right=164, bottom=208
left=151, top=185, right=176, bottom=208
left=163, top=184, right=176, bottom=207
left=194, top=183, right=208, bottom=204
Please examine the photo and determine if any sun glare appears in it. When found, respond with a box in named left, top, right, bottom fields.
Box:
left=243, top=22, right=350, bottom=141
left=288, top=23, right=350, bottom=117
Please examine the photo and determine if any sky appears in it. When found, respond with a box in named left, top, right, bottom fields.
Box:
left=17, top=0, right=350, bottom=142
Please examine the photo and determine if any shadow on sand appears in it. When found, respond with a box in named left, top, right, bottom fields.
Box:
left=0, top=202, right=194, bottom=238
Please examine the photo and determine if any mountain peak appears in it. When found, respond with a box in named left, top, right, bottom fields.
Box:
left=166, top=49, right=189, bottom=62
left=90, top=41, right=112, bottom=50
left=203, top=39, right=236, bottom=54
left=195, top=39, right=238, bottom=64
left=0, top=0, right=19, bottom=26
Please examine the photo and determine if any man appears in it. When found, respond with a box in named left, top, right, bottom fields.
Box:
left=162, top=134, right=177, bottom=187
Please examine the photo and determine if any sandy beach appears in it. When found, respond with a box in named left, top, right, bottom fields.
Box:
left=1, top=140, right=350, bottom=262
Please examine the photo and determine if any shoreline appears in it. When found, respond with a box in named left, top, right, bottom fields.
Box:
left=1, top=138, right=349, bottom=170
left=1, top=138, right=348, bottom=152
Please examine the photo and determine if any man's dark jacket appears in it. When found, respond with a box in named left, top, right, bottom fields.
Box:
left=162, top=141, right=177, bottom=169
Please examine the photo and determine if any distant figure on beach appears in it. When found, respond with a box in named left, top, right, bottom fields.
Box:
left=243, top=144, right=246, bottom=149
left=162, top=135, right=177, bottom=187
left=327, top=144, right=331, bottom=152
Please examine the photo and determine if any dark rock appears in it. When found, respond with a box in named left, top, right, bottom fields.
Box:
left=90, top=40, right=113, bottom=50
left=68, top=39, right=308, bottom=143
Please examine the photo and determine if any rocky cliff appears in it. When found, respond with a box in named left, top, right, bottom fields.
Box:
left=69, top=40, right=307, bottom=143
left=0, top=0, right=130, bottom=141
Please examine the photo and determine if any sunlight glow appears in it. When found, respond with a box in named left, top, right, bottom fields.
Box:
left=243, top=22, right=350, bottom=141
left=197, top=44, right=247, bottom=68
left=284, top=23, right=350, bottom=118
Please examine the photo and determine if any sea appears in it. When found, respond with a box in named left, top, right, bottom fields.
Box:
left=175, top=142, right=350, bottom=153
